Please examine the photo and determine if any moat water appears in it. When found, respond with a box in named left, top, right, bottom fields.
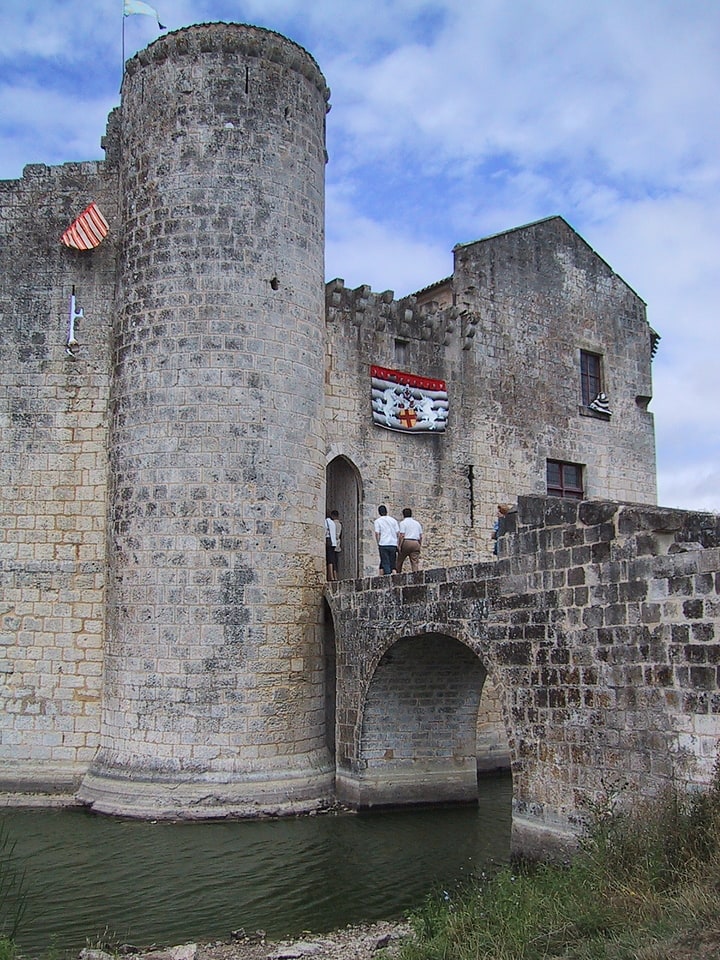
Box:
left=1, top=773, right=512, bottom=956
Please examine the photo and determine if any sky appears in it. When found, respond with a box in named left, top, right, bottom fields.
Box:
left=1, top=0, right=718, bottom=512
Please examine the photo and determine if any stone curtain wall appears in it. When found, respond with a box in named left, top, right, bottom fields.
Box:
left=325, top=495, right=720, bottom=858
left=324, top=280, right=466, bottom=575
left=0, top=160, right=118, bottom=790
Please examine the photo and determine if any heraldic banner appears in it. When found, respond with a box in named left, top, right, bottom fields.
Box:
left=371, top=365, right=448, bottom=433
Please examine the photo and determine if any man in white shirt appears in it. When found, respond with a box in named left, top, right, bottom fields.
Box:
left=325, top=511, right=338, bottom=581
left=397, top=507, right=423, bottom=573
left=373, top=504, right=400, bottom=575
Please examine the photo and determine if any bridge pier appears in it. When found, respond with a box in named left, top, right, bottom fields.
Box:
left=336, top=759, right=479, bottom=809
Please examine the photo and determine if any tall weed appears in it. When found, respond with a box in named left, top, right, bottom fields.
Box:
left=398, top=762, right=720, bottom=960
left=580, top=760, right=720, bottom=897
left=0, top=822, right=27, bottom=942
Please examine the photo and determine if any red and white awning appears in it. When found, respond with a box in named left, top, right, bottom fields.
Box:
left=60, top=203, right=109, bottom=250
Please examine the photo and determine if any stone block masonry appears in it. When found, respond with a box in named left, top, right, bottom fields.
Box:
left=0, top=22, right=336, bottom=816
left=0, top=157, right=116, bottom=792
left=76, top=24, right=334, bottom=817
left=325, top=216, right=657, bottom=578
left=326, top=496, right=720, bottom=859
left=0, top=19, right=680, bottom=830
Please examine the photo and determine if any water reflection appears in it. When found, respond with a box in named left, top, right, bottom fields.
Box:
left=1, top=773, right=511, bottom=955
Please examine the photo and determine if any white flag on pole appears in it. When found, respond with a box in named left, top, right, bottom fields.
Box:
left=123, top=0, right=165, bottom=29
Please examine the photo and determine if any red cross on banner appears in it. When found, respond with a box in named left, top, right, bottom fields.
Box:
left=398, top=408, right=417, bottom=429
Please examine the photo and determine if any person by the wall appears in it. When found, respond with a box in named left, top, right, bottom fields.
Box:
left=374, top=505, right=399, bottom=575
left=325, top=511, right=338, bottom=581
left=492, top=503, right=512, bottom=555
left=397, top=507, right=423, bottom=573
left=330, top=510, right=342, bottom=578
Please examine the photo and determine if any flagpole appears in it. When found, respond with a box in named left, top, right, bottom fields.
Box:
left=120, top=2, right=167, bottom=89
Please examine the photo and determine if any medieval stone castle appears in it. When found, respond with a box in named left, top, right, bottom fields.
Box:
left=3, top=22, right=705, bottom=832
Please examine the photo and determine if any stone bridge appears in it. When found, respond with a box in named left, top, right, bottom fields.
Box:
left=324, top=496, right=720, bottom=858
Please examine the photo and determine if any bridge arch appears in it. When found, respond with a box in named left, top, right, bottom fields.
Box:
left=326, top=588, right=511, bottom=810
left=356, top=631, right=493, bottom=806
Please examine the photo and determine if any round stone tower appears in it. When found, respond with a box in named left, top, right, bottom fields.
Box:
left=78, top=23, right=332, bottom=817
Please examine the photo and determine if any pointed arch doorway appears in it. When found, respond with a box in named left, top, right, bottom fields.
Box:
left=326, top=456, right=362, bottom=580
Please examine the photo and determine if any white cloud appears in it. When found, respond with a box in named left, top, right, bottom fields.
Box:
left=659, top=464, right=720, bottom=514
left=326, top=186, right=451, bottom=295
left=0, top=83, right=115, bottom=174
left=0, top=0, right=717, bottom=511
left=325, top=0, right=720, bottom=187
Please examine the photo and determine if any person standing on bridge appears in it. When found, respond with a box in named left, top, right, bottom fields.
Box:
left=492, top=503, right=512, bottom=555
left=374, top=505, right=399, bottom=575
left=397, top=507, right=423, bottom=573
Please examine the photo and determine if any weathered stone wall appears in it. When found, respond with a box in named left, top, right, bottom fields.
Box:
left=325, top=217, right=657, bottom=578
left=454, top=222, right=657, bottom=505
left=0, top=159, right=118, bottom=789
left=0, top=22, right=662, bottom=814
left=475, top=674, right=510, bottom=773
left=326, top=496, right=720, bottom=858
left=77, top=23, right=334, bottom=817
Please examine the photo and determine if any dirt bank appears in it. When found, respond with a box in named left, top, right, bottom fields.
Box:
left=77, top=921, right=413, bottom=960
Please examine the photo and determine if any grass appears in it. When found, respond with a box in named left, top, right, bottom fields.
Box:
left=395, top=762, right=720, bottom=960
left=0, top=823, right=26, bottom=947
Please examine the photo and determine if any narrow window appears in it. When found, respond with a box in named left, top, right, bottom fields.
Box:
left=547, top=460, right=584, bottom=500
left=580, top=350, right=602, bottom=407
left=394, top=338, right=408, bottom=364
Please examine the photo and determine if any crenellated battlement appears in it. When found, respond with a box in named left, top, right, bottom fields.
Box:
left=124, top=22, right=330, bottom=102
left=325, top=277, right=480, bottom=348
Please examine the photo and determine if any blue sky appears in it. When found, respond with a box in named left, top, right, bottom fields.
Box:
left=1, top=0, right=718, bottom=511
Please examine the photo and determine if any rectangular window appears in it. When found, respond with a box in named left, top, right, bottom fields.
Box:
left=580, top=350, right=602, bottom=407
left=547, top=459, right=584, bottom=499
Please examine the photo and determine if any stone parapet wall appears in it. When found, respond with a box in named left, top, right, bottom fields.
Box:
left=125, top=21, right=329, bottom=100
left=499, top=497, right=720, bottom=853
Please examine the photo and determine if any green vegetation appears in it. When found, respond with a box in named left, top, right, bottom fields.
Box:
left=0, top=822, right=27, bottom=955
left=0, top=939, right=16, bottom=960
left=397, top=765, right=720, bottom=960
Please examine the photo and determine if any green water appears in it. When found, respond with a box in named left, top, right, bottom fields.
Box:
left=0, top=773, right=511, bottom=955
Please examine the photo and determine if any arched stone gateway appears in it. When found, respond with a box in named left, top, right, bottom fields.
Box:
left=326, top=456, right=363, bottom=580
left=324, top=495, right=720, bottom=860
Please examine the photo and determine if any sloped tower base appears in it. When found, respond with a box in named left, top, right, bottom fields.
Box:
left=78, top=756, right=334, bottom=820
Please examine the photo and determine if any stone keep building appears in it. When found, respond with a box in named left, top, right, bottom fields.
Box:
left=0, top=22, right=658, bottom=816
